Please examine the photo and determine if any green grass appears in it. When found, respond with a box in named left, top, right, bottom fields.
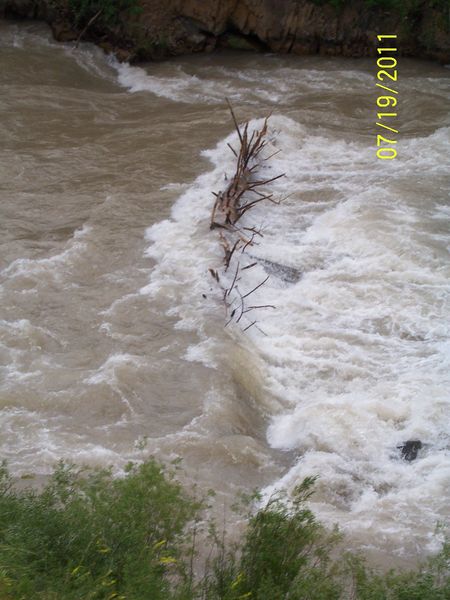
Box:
left=0, top=460, right=448, bottom=599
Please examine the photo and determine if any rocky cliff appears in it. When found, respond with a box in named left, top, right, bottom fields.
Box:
left=1, top=0, right=449, bottom=63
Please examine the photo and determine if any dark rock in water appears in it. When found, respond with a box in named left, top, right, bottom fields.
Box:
left=250, top=256, right=302, bottom=284
left=397, top=440, right=422, bottom=461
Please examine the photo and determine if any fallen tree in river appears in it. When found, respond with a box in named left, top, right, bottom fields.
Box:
left=209, top=101, right=286, bottom=331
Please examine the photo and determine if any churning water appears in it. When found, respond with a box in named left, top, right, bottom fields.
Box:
left=1, top=21, right=449, bottom=562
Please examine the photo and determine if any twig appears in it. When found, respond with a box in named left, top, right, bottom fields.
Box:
left=242, top=275, right=270, bottom=299
left=225, top=97, right=243, bottom=144
left=224, top=263, right=240, bottom=299
left=243, top=320, right=257, bottom=332
left=243, top=305, right=276, bottom=311
left=241, top=262, right=258, bottom=271
left=75, top=9, right=103, bottom=48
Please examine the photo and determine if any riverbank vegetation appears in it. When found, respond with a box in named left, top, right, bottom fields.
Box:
left=67, top=0, right=142, bottom=27
left=0, top=459, right=448, bottom=599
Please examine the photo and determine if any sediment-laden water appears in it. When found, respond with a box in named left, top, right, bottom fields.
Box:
left=1, top=21, right=449, bottom=562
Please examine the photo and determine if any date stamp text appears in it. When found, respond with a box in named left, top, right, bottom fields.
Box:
left=376, top=34, right=398, bottom=160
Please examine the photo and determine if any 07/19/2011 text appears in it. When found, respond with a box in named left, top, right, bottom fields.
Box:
left=376, top=34, right=398, bottom=160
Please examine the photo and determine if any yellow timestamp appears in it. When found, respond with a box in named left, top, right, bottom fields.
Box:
left=376, top=34, right=398, bottom=160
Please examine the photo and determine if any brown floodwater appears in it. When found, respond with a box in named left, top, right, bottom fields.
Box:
left=1, top=20, right=449, bottom=564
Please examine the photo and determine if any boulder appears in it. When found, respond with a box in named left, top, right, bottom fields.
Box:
left=397, top=440, right=422, bottom=462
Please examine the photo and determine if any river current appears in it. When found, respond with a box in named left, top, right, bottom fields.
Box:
left=1, top=21, right=449, bottom=563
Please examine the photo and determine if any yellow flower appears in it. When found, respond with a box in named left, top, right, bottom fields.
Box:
left=153, top=540, right=167, bottom=550
left=231, top=572, right=244, bottom=589
left=158, top=556, right=177, bottom=565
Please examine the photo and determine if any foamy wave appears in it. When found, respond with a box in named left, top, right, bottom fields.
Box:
left=112, top=60, right=375, bottom=106
left=113, top=61, right=239, bottom=104
left=1, top=224, right=92, bottom=284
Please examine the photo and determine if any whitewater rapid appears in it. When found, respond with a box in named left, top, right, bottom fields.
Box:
left=142, top=113, right=450, bottom=555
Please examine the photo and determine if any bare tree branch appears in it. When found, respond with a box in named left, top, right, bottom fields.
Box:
left=209, top=102, right=284, bottom=330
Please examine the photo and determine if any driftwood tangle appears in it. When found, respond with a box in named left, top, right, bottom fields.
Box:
left=210, top=99, right=284, bottom=232
left=209, top=100, right=285, bottom=331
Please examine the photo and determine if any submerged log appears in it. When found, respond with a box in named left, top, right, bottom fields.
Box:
left=250, top=256, right=302, bottom=284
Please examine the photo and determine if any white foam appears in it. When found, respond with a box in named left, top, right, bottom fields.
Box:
left=1, top=224, right=92, bottom=283
left=113, top=60, right=238, bottom=104
left=112, top=60, right=375, bottom=106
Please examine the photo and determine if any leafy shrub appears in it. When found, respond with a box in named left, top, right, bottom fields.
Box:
left=0, top=460, right=448, bottom=599
left=225, top=478, right=343, bottom=599
left=0, top=459, right=200, bottom=599
left=350, top=545, right=450, bottom=600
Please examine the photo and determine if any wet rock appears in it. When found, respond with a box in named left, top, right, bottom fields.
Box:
left=165, top=0, right=450, bottom=63
left=98, top=40, right=114, bottom=54
left=251, top=256, right=302, bottom=284
left=219, top=32, right=265, bottom=52
left=397, top=440, right=422, bottom=461
left=51, top=21, right=78, bottom=43
left=114, top=47, right=133, bottom=63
